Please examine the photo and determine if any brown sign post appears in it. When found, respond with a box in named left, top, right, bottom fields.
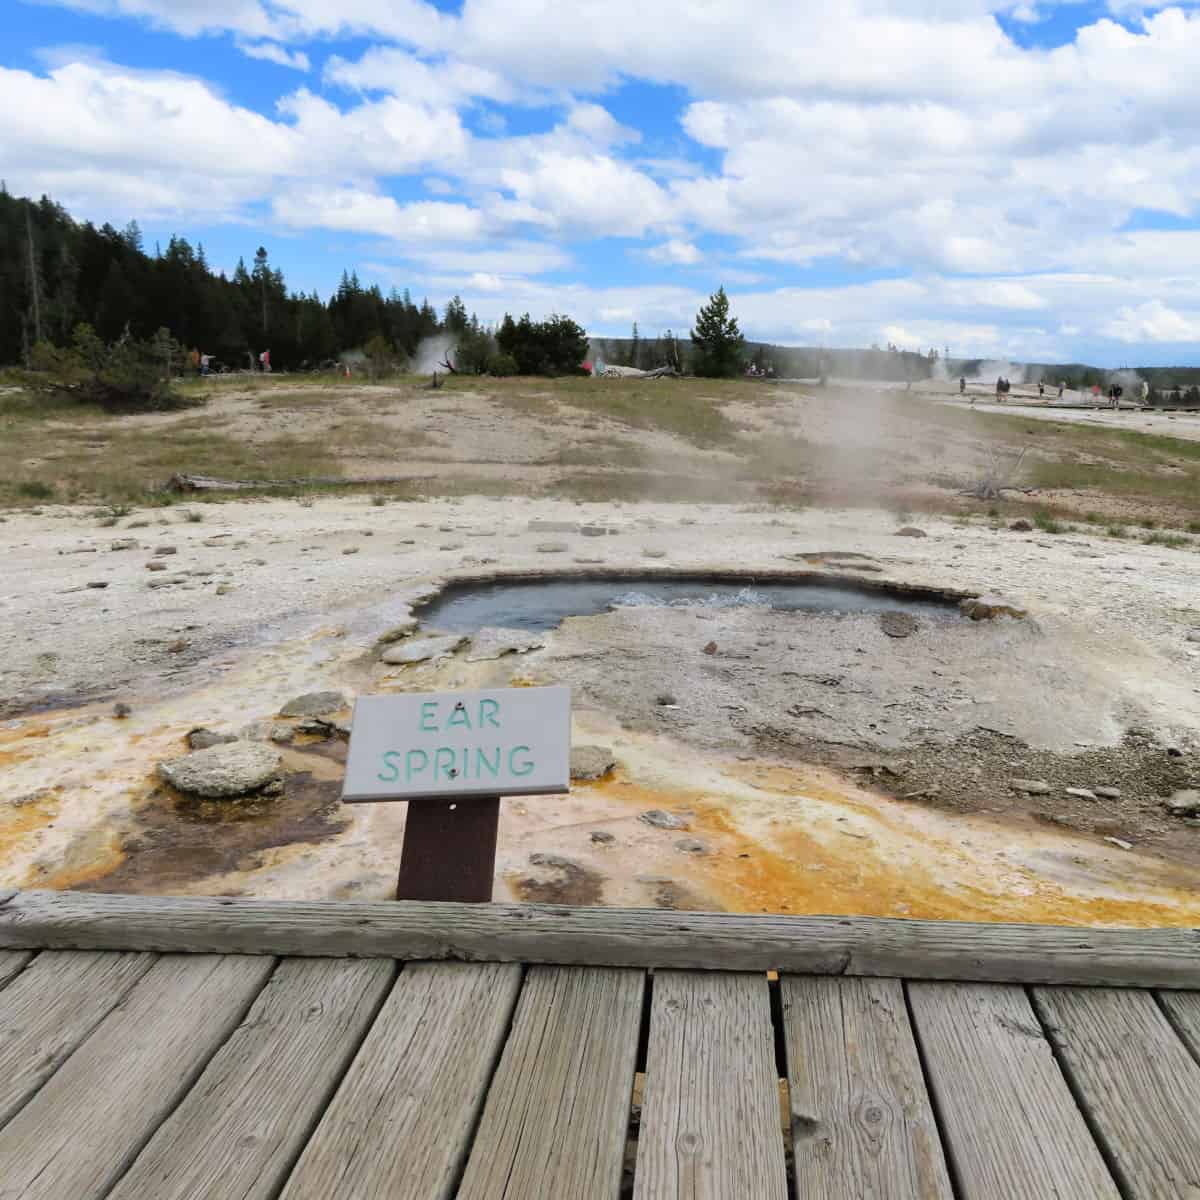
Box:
left=341, top=687, right=571, bottom=902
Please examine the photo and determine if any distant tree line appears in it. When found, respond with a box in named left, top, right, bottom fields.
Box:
left=0, top=189, right=593, bottom=378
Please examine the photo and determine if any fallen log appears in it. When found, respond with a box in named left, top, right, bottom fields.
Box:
left=164, top=473, right=432, bottom=493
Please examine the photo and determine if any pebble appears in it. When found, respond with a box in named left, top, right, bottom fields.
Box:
left=1187, top=631, right=1200, bottom=644
left=639, top=810, right=689, bottom=830
left=536, top=541, right=568, bottom=553
left=154, top=545, right=177, bottom=556
left=280, top=691, right=347, bottom=718
left=880, top=611, right=918, bottom=639
left=643, top=548, right=667, bottom=558
left=895, top=526, right=927, bottom=538
left=342, top=547, right=359, bottom=555
left=1011, top=778, right=1051, bottom=795
left=1165, top=789, right=1200, bottom=817
left=86, top=581, right=109, bottom=589
left=675, top=838, right=709, bottom=855
left=109, top=538, right=138, bottom=551
left=589, top=830, right=616, bottom=845
left=1095, top=787, right=1123, bottom=799
left=570, top=745, right=616, bottom=781
left=145, top=561, right=167, bottom=572
left=1065, top=787, right=1097, bottom=800
left=1104, top=837, right=1133, bottom=851
left=187, top=727, right=238, bottom=750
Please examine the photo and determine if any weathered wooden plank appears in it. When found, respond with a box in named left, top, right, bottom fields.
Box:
left=1033, top=986, right=1200, bottom=1196
left=0, top=953, right=274, bottom=1200
left=0, top=951, right=33, bottom=991
left=782, top=976, right=953, bottom=1199
left=2, top=890, right=1197, bottom=987
left=107, top=957, right=394, bottom=1200
left=1157, top=988, right=1200, bottom=1061
left=634, top=971, right=787, bottom=1200
left=908, top=982, right=1120, bottom=1199
left=0, top=950, right=156, bottom=1129
left=280, top=961, right=521, bottom=1200
left=459, top=966, right=643, bottom=1200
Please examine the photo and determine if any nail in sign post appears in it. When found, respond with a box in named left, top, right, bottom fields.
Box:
left=342, top=686, right=571, bottom=902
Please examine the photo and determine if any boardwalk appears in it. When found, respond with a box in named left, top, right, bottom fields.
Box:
left=1, top=889, right=1199, bottom=1198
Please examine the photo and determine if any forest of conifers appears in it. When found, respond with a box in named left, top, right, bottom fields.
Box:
left=0, top=188, right=456, bottom=370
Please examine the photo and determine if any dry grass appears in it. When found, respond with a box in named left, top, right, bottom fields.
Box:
left=2, top=376, right=1199, bottom=529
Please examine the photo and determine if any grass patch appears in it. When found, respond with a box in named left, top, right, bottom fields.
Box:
left=16, top=480, right=54, bottom=500
left=1106, top=525, right=1128, bottom=539
left=1144, top=531, right=1192, bottom=548
left=1033, top=509, right=1064, bottom=534
left=541, top=378, right=740, bottom=448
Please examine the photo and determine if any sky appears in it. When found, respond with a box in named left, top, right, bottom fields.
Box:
left=4, top=1, right=1200, bottom=366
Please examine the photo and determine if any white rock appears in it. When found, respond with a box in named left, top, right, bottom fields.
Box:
left=158, top=742, right=281, bottom=798
left=381, top=634, right=467, bottom=665
left=464, top=627, right=545, bottom=662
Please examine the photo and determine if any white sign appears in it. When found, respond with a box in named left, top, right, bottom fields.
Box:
left=342, top=686, right=570, bottom=802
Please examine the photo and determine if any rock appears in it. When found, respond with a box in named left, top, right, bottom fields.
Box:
left=167, top=638, right=188, bottom=653
left=464, top=627, right=545, bottom=662
left=960, top=594, right=1028, bottom=621
left=145, top=561, right=167, bottom=572
left=296, top=717, right=351, bottom=738
left=154, top=545, right=177, bottom=556
left=536, top=541, right=569, bottom=553
left=215, top=584, right=234, bottom=596
left=1187, top=630, right=1200, bottom=644
left=86, top=580, right=109, bottom=589
left=377, top=619, right=419, bottom=644
left=1165, top=789, right=1200, bottom=817
left=380, top=634, right=466, bottom=665
left=571, top=745, right=616, bottom=781
left=895, top=526, right=927, bottom=538
left=1009, top=519, right=1034, bottom=532
left=702, top=641, right=718, bottom=655
left=109, top=538, right=138, bottom=551
left=1011, top=778, right=1051, bottom=795
left=147, top=574, right=185, bottom=588
left=1104, top=837, right=1133, bottom=851
left=639, top=809, right=689, bottom=830
left=1065, top=787, right=1097, bottom=800
left=438, top=542, right=463, bottom=551
left=675, top=838, right=709, bottom=855
left=879, top=611, right=918, bottom=639
left=342, top=546, right=360, bottom=555
left=112, top=702, right=132, bottom=719
left=202, top=535, right=233, bottom=547
left=580, top=526, right=608, bottom=537
left=529, top=520, right=578, bottom=533
left=1095, top=787, right=1123, bottom=799
left=279, top=690, right=347, bottom=718
left=590, top=831, right=616, bottom=845
left=157, top=742, right=282, bottom=798
left=268, top=724, right=294, bottom=744
left=261, top=779, right=286, bottom=797
left=656, top=693, right=678, bottom=707
left=643, top=548, right=667, bottom=558
left=187, top=727, right=237, bottom=750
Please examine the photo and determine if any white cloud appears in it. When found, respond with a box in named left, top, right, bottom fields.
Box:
left=1102, top=299, right=1200, bottom=342
left=647, top=239, right=703, bottom=265
left=237, top=40, right=311, bottom=70
left=273, top=188, right=485, bottom=242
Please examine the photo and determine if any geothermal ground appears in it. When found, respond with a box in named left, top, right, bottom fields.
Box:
left=1, top=375, right=1198, bottom=926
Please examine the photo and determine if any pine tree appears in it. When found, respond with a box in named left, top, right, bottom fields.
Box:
left=690, top=286, right=744, bottom=378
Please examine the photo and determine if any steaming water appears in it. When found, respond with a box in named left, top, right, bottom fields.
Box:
left=418, top=577, right=960, bottom=634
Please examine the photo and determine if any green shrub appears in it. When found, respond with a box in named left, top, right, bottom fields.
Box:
left=486, top=353, right=518, bottom=377
left=17, top=480, right=54, bottom=500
